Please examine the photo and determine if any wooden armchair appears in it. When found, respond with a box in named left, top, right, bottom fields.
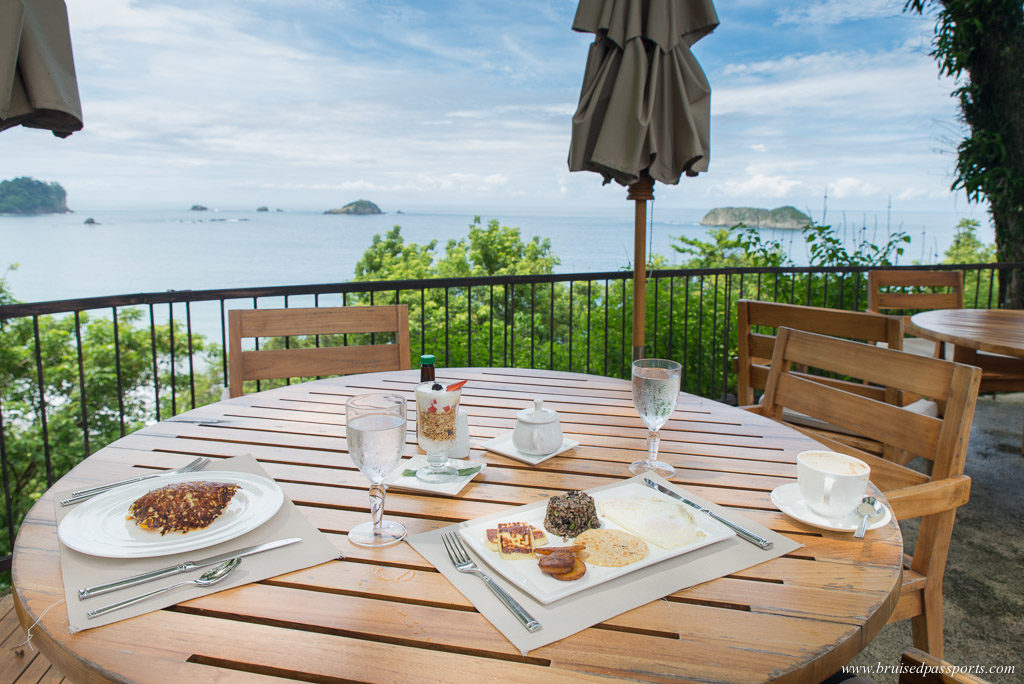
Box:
left=736, top=299, right=916, bottom=461
left=747, top=327, right=981, bottom=657
left=227, top=305, right=411, bottom=397
left=868, top=269, right=964, bottom=359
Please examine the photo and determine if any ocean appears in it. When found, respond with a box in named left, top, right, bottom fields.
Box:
left=0, top=205, right=991, bottom=306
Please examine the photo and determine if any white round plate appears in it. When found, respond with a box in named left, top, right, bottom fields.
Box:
left=58, top=472, right=284, bottom=558
left=770, top=482, right=891, bottom=533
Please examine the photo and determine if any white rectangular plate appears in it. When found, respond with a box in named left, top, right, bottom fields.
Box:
left=479, top=431, right=579, bottom=465
left=457, top=479, right=735, bottom=604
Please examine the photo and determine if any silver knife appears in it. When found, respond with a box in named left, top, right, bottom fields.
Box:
left=78, top=537, right=301, bottom=599
left=643, top=478, right=774, bottom=550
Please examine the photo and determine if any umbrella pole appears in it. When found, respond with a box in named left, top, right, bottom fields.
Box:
left=627, top=173, right=655, bottom=361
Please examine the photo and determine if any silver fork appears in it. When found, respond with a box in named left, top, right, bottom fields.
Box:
left=60, top=457, right=212, bottom=506
left=441, top=532, right=541, bottom=633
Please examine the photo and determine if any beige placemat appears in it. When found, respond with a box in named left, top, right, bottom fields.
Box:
left=407, top=473, right=801, bottom=655
left=54, top=454, right=340, bottom=632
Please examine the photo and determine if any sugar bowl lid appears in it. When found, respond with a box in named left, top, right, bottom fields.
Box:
left=517, top=398, right=559, bottom=424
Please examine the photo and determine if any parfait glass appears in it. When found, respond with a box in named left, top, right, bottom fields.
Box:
left=345, top=393, right=408, bottom=547
left=629, top=358, right=681, bottom=478
left=415, top=381, right=462, bottom=483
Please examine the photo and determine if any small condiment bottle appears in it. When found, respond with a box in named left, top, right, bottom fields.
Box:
left=419, top=354, right=435, bottom=383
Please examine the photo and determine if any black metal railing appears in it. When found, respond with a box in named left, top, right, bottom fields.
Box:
left=0, top=262, right=1015, bottom=573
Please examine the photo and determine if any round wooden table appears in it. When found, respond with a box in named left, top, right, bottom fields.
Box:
left=13, top=368, right=903, bottom=683
left=908, top=308, right=1024, bottom=359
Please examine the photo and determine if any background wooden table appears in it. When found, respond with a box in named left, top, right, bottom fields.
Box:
left=13, top=368, right=903, bottom=683
left=909, top=309, right=1024, bottom=452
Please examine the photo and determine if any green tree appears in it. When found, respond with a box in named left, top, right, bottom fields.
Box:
left=943, top=218, right=996, bottom=264
left=905, top=0, right=1024, bottom=307
left=1, top=270, right=219, bottom=583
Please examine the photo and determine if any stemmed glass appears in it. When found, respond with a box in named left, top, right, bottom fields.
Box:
left=345, top=393, right=408, bottom=547
left=414, top=381, right=462, bottom=483
left=629, top=358, right=681, bottom=477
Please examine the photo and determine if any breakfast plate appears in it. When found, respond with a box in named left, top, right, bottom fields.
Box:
left=770, top=482, right=892, bottom=533
left=58, top=472, right=284, bottom=558
left=457, top=479, right=735, bottom=604
left=478, top=431, right=579, bottom=465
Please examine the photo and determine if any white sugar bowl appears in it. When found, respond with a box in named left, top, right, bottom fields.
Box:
left=512, top=398, right=563, bottom=455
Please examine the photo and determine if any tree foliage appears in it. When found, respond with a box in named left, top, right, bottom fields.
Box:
left=0, top=177, right=68, bottom=214
left=905, top=0, right=1024, bottom=306
left=1, top=273, right=220, bottom=584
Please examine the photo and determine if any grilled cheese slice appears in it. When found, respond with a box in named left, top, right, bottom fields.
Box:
left=497, top=522, right=534, bottom=560
left=486, top=525, right=547, bottom=551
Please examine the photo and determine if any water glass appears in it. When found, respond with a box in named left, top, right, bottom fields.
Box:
left=629, top=358, right=681, bottom=477
left=345, top=393, right=408, bottom=547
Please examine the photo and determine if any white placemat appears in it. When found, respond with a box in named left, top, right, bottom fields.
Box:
left=54, top=454, right=340, bottom=632
left=406, top=472, right=801, bottom=654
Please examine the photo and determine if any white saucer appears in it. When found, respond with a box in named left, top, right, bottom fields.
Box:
left=770, top=483, right=891, bottom=533
left=385, top=455, right=485, bottom=497
left=478, top=431, right=579, bottom=465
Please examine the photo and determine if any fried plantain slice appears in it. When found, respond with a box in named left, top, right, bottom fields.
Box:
left=549, top=557, right=587, bottom=581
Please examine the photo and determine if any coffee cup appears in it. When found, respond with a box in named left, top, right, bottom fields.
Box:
left=797, top=450, right=870, bottom=518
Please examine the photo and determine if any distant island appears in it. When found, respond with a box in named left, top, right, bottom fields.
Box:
left=700, top=206, right=811, bottom=229
left=324, top=199, right=382, bottom=215
left=0, top=177, right=69, bottom=215
left=190, top=204, right=208, bottom=211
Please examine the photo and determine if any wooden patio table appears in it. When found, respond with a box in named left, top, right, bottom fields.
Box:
left=908, top=308, right=1024, bottom=451
left=12, top=367, right=903, bottom=683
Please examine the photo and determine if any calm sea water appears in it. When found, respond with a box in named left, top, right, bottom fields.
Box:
left=0, top=206, right=990, bottom=305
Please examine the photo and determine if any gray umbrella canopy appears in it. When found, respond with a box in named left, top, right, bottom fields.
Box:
left=568, top=0, right=718, bottom=360
left=0, top=0, right=83, bottom=137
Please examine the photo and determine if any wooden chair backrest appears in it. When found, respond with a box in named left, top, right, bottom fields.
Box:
left=761, top=327, right=979, bottom=472
left=867, top=269, right=964, bottom=314
left=736, top=299, right=904, bottom=406
left=228, top=305, right=411, bottom=397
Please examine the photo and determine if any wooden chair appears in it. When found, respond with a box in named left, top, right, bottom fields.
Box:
left=736, top=299, right=905, bottom=405
left=747, top=327, right=981, bottom=658
left=736, top=299, right=919, bottom=461
left=227, top=305, right=411, bottom=397
left=867, top=269, right=964, bottom=359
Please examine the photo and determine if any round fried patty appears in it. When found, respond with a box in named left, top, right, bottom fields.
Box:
left=573, top=528, right=649, bottom=567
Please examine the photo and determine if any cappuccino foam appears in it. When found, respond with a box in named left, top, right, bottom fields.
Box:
left=799, top=451, right=868, bottom=476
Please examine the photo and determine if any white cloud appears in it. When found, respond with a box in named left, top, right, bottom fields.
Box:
left=716, top=169, right=804, bottom=199
left=774, top=0, right=904, bottom=27
left=828, top=177, right=882, bottom=198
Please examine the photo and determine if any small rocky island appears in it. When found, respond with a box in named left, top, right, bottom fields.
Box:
left=0, top=177, right=70, bottom=215
left=190, top=204, right=208, bottom=211
left=701, top=206, right=811, bottom=229
left=324, top=199, right=382, bottom=215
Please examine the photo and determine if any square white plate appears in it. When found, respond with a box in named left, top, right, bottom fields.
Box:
left=478, top=431, right=579, bottom=465
left=456, top=479, right=735, bottom=604
left=385, top=455, right=485, bottom=496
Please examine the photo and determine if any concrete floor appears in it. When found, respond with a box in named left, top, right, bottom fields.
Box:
left=844, top=394, right=1024, bottom=683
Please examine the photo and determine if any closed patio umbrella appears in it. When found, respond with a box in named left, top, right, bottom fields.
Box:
left=1, top=0, right=82, bottom=137
left=568, top=0, right=717, bottom=360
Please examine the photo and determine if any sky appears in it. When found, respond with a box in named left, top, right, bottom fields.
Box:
left=1, top=0, right=985, bottom=218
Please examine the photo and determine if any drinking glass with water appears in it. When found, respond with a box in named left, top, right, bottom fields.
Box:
left=345, top=393, right=408, bottom=547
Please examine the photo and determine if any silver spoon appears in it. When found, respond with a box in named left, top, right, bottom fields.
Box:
left=853, top=496, right=883, bottom=538
left=87, top=557, right=241, bottom=619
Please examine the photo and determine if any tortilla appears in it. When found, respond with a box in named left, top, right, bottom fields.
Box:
left=572, top=528, right=648, bottom=567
